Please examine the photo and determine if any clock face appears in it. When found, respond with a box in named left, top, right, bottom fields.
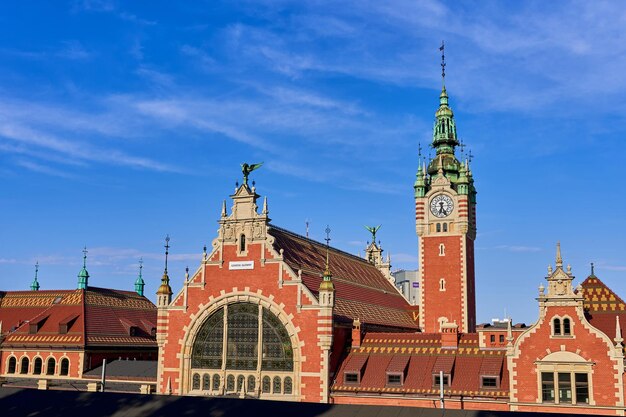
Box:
left=430, top=194, right=454, bottom=218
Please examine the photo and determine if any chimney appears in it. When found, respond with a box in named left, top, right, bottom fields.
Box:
left=351, top=318, right=362, bottom=348
left=441, top=322, right=459, bottom=349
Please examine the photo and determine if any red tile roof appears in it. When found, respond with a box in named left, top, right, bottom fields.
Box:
left=0, top=287, right=156, bottom=349
left=269, top=226, right=418, bottom=330
left=332, top=331, right=509, bottom=398
left=580, top=274, right=626, bottom=341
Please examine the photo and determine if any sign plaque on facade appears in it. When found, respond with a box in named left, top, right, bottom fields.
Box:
left=228, top=261, right=254, bottom=270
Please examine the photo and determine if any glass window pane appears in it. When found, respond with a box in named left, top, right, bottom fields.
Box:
left=273, top=376, right=281, bottom=393
left=226, top=303, right=259, bottom=370
left=284, top=377, right=293, bottom=394
left=575, top=373, right=589, bottom=404
left=212, top=374, right=220, bottom=391
left=33, top=358, right=42, bottom=375
left=541, top=372, right=555, bottom=402
left=248, top=375, right=256, bottom=393
left=262, top=308, right=293, bottom=371
left=563, top=319, right=571, bottom=335
left=8, top=357, right=16, bottom=374
left=262, top=376, right=271, bottom=393
left=60, top=358, right=69, bottom=376
left=192, top=307, right=224, bottom=369
left=237, top=375, right=245, bottom=392
left=554, top=319, right=561, bottom=335
left=558, top=372, right=572, bottom=403
left=202, top=374, right=210, bottom=390
left=46, top=358, right=55, bottom=375
left=192, top=373, right=200, bottom=390
left=227, top=374, right=235, bottom=391
left=20, top=357, right=29, bottom=374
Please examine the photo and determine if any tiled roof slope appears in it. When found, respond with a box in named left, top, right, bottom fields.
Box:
left=269, top=226, right=418, bottom=330
left=0, top=287, right=156, bottom=348
left=332, top=332, right=509, bottom=398
left=580, top=274, right=626, bottom=341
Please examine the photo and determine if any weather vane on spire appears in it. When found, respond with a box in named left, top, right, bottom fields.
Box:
left=440, top=40, right=446, bottom=84
left=164, top=235, right=170, bottom=273
left=324, top=225, right=331, bottom=246
left=82, top=246, right=88, bottom=268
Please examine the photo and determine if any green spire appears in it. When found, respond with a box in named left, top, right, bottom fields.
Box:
left=135, top=258, right=145, bottom=296
left=432, top=40, right=459, bottom=156
left=30, top=262, right=40, bottom=291
left=77, top=247, right=89, bottom=290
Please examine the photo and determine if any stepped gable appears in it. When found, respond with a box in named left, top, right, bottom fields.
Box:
left=332, top=331, right=508, bottom=398
left=579, top=274, right=626, bottom=340
left=0, top=287, right=156, bottom=348
left=269, top=226, right=418, bottom=330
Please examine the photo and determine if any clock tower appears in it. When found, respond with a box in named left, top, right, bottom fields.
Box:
left=414, top=57, right=477, bottom=333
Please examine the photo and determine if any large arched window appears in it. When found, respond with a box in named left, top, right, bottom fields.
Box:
left=191, top=303, right=293, bottom=372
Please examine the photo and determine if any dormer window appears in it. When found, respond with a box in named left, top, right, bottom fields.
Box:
left=481, top=376, right=499, bottom=389
left=433, top=373, right=450, bottom=387
left=344, top=372, right=359, bottom=384
left=386, top=373, right=403, bottom=386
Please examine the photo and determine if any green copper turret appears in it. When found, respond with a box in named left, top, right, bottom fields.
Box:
left=77, top=247, right=89, bottom=290
left=135, top=259, right=145, bottom=296
left=30, top=262, right=40, bottom=291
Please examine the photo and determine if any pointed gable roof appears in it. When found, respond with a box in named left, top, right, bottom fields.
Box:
left=580, top=274, right=626, bottom=341
left=269, top=226, right=418, bottom=330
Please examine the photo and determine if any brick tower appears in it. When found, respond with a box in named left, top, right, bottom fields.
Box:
left=414, top=49, right=477, bottom=333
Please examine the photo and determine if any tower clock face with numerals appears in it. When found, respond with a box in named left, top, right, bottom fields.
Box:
left=430, top=194, right=454, bottom=218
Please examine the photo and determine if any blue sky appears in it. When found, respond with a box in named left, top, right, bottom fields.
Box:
left=1, top=1, right=625, bottom=325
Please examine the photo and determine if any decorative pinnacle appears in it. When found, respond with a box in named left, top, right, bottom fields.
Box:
left=616, top=316, right=623, bottom=347
left=82, top=246, right=88, bottom=269
left=221, top=200, right=227, bottom=217
left=262, top=196, right=268, bottom=214
left=439, top=40, right=446, bottom=86
left=324, top=225, right=331, bottom=278
left=185, top=266, right=190, bottom=281
left=164, top=235, right=170, bottom=274
left=139, top=258, right=143, bottom=278
left=35, top=261, right=39, bottom=280
left=590, top=262, right=595, bottom=277
left=555, top=242, right=563, bottom=268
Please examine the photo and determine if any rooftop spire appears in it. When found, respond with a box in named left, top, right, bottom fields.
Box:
left=432, top=41, right=459, bottom=157
left=157, top=235, right=173, bottom=299
left=440, top=40, right=446, bottom=87
left=77, top=246, right=89, bottom=290
left=590, top=262, right=596, bottom=277
left=555, top=242, right=563, bottom=268
left=30, top=261, right=40, bottom=291
left=134, top=258, right=145, bottom=296
left=320, top=225, right=334, bottom=292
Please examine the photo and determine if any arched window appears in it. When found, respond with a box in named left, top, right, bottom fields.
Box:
left=46, top=358, right=56, bottom=375
left=20, top=357, right=29, bottom=374
left=553, top=318, right=562, bottom=336
left=192, top=373, right=200, bottom=390
left=436, top=223, right=441, bottom=233
left=7, top=357, right=16, bottom=374
left=33, top=358, right=43, bottom=375
left=237, top=375, right=245, bottom=392
left=192, top=303, right=293, bottom=372
left=239, top=234, right=246, bottom=252
left=247, top=375, right=256, bottom=393
left=212, top=374, right=220, bottom=391
left=226, top=375, right=235, bottom=391
left=439, top=244, right=445, bottom=256
left=440, top=278, right=446, bottom=291
left=60, top=358, right=69, bottom=376
left=284, top=377, right=293, bottom=394
left=202, top=374, right=210, bottom=390
left=563, top=318, right=571, bottom=335
left=262, top=376, right=271, bottom=393
left=443, top=223, right=448, bottom=232
left=273, top=376, right=281, bottom=394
